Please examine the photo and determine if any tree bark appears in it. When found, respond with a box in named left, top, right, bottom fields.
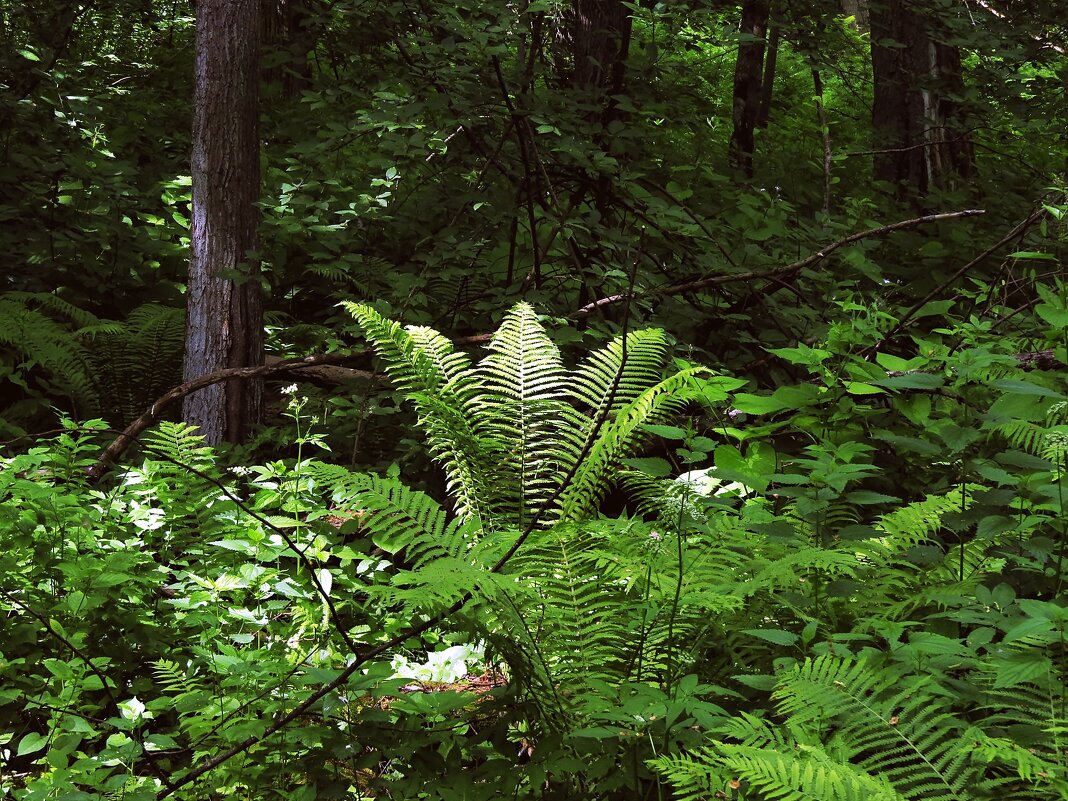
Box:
left=870, top=0, right=973, bottom=194
left=564, top=0, right=632, bottom=96
left=183, top=0, right=263, bottom=445
left=756, top=7, right=780, bottom=130
left=728, top=0, right=771, bottom=177
left=262, top=0, right=320, bottom=99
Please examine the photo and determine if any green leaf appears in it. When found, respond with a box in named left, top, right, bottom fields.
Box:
left=875, top=352, right=921, bottom=372
left=844, top=381, right=886, bottom=395
left=1035, top=303, right=1068, bottom=328
left=743, top=628, right=798, bottom=646
left=17, top=732, right=48, bottom=756
left=1006, top=250, right=1057, bottom=260
left=18, top=49, right=41, bottom=62
left=713, top=442, right=774, bottom=492
left=733, top=674, right=778, bottom=691
left=845, top=490, right=900, bottom=504
left=767, top=345, right=833, bottom=367
left=733, top=385, right=819, bottom=415
left=991, top=380, right=1065, bottom=399
left=993, top=653, right=1053, bottom=689
left=876, top=372, right=944, bottom=391
left=621, top=457, right=672, bottom=477
left=643, top=424, right=688, bottom=440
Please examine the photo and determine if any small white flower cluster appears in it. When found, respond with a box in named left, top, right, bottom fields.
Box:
left=390, top=643, right=484, bottom=684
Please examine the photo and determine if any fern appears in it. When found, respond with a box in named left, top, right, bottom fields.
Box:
left=307, top=464, right=480, bottom=569
left=774, top=655, right=980, bottom=801
left=0, top=295, right=100, bottom=416
left=0, top=294, right=183, bottom=425
left=346, top=301, right=724, bottom=528
left=874, top=486, right=980, bottom=553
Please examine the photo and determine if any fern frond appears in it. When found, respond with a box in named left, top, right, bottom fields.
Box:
left=5, top=291, right=100, bottom=328
left=141, top=421, right=216, bottom=471
left=569, top=328, right=669, bottom=415
left=468, top=303, right=584, bottom=525
left=345, top=302, right=730, bottom=530
left=774, top=655, right=978, bottom=801
left=651, top=738, right=907, bottom=801
left=558, top=366, right=711, bottom=520
left=346, top=302, right=457, bottom=393
left=874, top=486, right=979, bottom=553
left=0, top=296, right=100, bottom=416
left=347, top=303, right=496, bottom=524
left=316, top=469, right=481, bottom=569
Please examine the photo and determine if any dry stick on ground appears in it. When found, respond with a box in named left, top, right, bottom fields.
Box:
left=572, top=208, right=986, bottom=318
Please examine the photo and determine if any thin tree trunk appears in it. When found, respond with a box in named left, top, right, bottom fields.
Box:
left=183, top=0, right=263, bottom=445
left=813, top=69, right=832, bottom=213
left=728, top=0, right=771, bottom=177
left=870, top=0, right=973, bottom=194
left=262, top=0, right=320, bottom=99
left=756, top=9, right=780, bottom=130
left=566, top=0, right=632, bottom=95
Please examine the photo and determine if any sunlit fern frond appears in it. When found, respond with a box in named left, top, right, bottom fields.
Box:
left=651, top=719, right=908, bottom=801
left=346, top=302, right=494, bottom=524
left=318, top=469, right=481, bottom=569
left=140, top=420, right=216, bottom=472
left=467, top=303, right=585, bottom=526
left=344, top=302, right=457, bottom=393
left=558, top=366, right=712, bottom=521
left=497, top=521, right=637, bottom=690
left=347, top=302, right=729, bottom=531
left=568, top=328, right=669, bottom=416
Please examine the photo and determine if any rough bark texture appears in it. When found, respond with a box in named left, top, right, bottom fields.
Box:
left=261, top=0, right=320, bottom=99
left=728, top=0, right=771, bottom=177
left=565, top=0, right=632, bottom=94
left=183, top=0, right=263, bottom=445
left=755, top=9, right=780, bottom=130
left=870, top=0, right=973, bottom=194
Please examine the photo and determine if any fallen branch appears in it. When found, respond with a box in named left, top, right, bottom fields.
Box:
left=88, top=354, right=372, bottom=480
left=94, top=210, right=983, bottom=478
left=870, top=205, right=1048, bottom=351
left=572, top=209, right=985, bottom=318
left=90, top=335, right=492, bottom=481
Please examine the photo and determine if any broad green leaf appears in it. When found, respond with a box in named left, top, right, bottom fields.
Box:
left=643, top=424, right=688, bottom=440
left=844, top=381, right=886, bottom=395
left=992, top=379, right=1065, bottom=399
left=742, top=628, right=798, bottom=646
left=876, top=372, right=944, bottom=391
left=17, top=732, right=47, bottom=757
left=1035, top=304, right=1068, bottom=328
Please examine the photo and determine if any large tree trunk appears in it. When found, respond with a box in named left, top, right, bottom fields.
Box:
left=870, top=0, right=973, bottom=194
left=183, top=0, right=263, bottom=445
left=729, top=0, right=771, bottom=177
